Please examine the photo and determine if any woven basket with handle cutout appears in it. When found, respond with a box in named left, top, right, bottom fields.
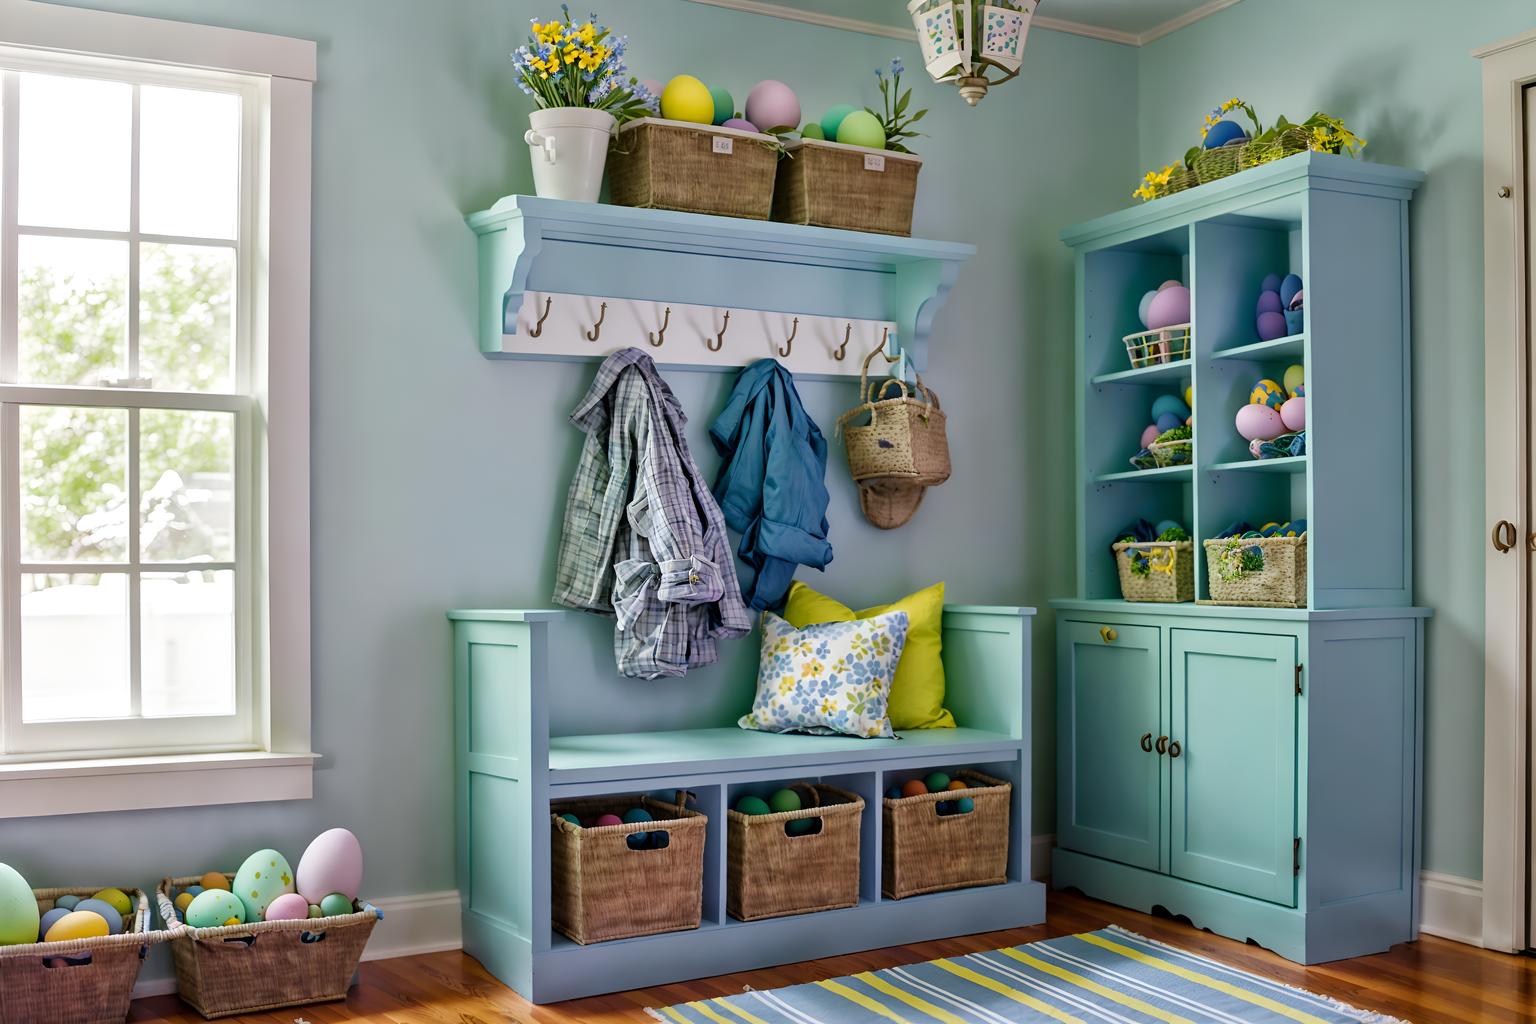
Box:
left=727, top=783, right=863, bottom=921
left=883, top=769, right=1010, bottom=900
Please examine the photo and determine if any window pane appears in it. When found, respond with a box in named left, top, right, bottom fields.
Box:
left=142, top=570, right=235, bottom=717
left=18, top=73, right=132, bottom=231
left=141, top=409, right=235, bottom=562
left=140, top=86, right=240, bottom=239
left=21, top=405, right=129, bottom=563
left=139, top=244, right=235, bottom=392
left=18, top=236, right=129, bottom=386
left=21, top=573, right=130, bottom=722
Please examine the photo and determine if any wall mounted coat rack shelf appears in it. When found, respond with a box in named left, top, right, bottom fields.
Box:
left=466, top=196, right=974, bottom=374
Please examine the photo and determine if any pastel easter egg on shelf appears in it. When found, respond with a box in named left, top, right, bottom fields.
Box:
left=1145, top=286, right=1190, bottom=330
left=199, top=872, right=230, bottom=893
left=708, top=86, right=734, bottom=126
left=1260, top=272, right=1283, bottom=293
left=308, top=905, right=324, bottom=919
left=185, top=889, right=246, bottom=930
left=1185, top=385, right=1194, bottom=407
left=946, top=779, right=969, bottom=791
left=744, top=79, right=800, bottom=132
left=900, top=778, right=927, bottom=798
left=558, top=813, right=581, bottom=826
left=319, top=893, right=355, bottom=918
left=54, top=894, right=80, bottom=911
left=835, top=109, right=886, bottom=149
left=1235, top=403, right=1285, bottom=441
left=924, top=771, right=951, bottom=793
left=92, top=888, right=132, bottom=919
left=74, top=899, right=122, bottom=935
left=1280, top=274, right=1304, bottom=307
left=594, top=814, right=624, bottom=827
left=297, top=828, right=364, bottom=904
left=769, top=789, right=802, bottom=813
left=1158, top=279, right=1182, bottom=292
left=1249, top=379, right=1286, bottom=409
left=1280, top=396, right=1307, bottom=432
left=821, top=103, right=858, bottom=139
left=1256, top=290, right=1283, bottom=316
left=1283, top=363, right=1305, bottom=397
left=720, top=117, right=760, bottom=134
left=1140, top=424, right=1160, bottom=449
left=1203, top=119, right=1247, bottom=149
left=660, top=75, right=715, bottom=124
left=175, top=892, right=195, bottom=915
left=233, top=849, right=296, bottom=924
left=1137, top=289, right=1158, bottom=329
left=1256, top=310, right=1288, bottom=341
left=800, top=122, right=825, bottom=140
left=884, top=786, right=902, bottom=800
left=735, top=795, right=771, bottom=816
left=264, top=892, right=311, bottom=922
left=1155, top=411, right=1184, bottom=434
left=1150, top=394, right=1190, bottom=422
left=44, top=911, right=109, bottom=943
left=0, top=863, right=39, bottom=947
left=38, top=907, right=72, bottom=940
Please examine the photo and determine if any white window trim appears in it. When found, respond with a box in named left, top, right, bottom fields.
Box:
left=0, top=0, right=314, bottom=816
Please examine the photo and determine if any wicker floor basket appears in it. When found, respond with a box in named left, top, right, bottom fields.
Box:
left=608, top=117, right=779, bottom=220
left=1113, top=541, right=1194, bottom=603
left=883, top=770, right=1010, bottom=900
left=771, top=138, right=921, bottom=236
left=551, top=792, right=707, bottom=944
left=1202, top=535, right=1308, bottom=608
left=0, top=887, right=164, bottom=1024
left=728, top=784, right=863, bottom=921
left=155, top=876, right=378, bottom=1019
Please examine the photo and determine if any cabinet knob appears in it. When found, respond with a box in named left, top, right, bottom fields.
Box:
left=1168, top=739, right=1182, bottom=758
left=1099, top=626, right=1118, bottom=643
left=1493, top=520, right=1518, bottom=552
left=1155, top=735, right=1169, bottom=755
left=1139, top=732, right=1154, bottom=753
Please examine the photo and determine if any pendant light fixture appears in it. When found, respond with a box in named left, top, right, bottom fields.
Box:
left=907, top=0, right=1038, bottom=106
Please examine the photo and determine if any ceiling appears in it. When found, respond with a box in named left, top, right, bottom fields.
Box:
left=684, top=0, right=1241, bottom=46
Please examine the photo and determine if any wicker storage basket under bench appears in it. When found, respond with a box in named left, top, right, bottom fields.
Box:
left=728, top=783, right=863, bottom=921
left=883, top=770, right=1011, bottom=900
left=156, top=876, right=379, bottom=1019
left=0, top=887, right=165, bottom=1024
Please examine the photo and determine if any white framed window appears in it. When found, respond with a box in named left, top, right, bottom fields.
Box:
left=0, top=0, right=314, bottom=815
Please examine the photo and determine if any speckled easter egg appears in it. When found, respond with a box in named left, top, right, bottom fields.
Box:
left=744, top=80, right=800, bottom=132
left=233, top=849, right=295, bottom=924
left=264, top=892, right=311, bottom=922
left=185, top=889, right=246, bottom=929
left=1235, top=403, right=1285, bottom=441
left=0, top=864, right=38, bottom=947
left=296, top=828, right=364, bottom=904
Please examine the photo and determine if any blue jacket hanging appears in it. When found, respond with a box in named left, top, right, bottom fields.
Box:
left=709, top=359, right=833, bottom=611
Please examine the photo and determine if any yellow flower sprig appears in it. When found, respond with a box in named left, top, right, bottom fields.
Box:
left=1133, top=163, right=1180, bottom=202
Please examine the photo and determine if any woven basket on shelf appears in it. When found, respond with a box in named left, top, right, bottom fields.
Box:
left=1122, top=324, right=1191, bottom=369
left=883, top=769, right=1010, bottom=900
left=1165, top=165, right=1198, bottom=196
left=155, top=876, right=378, bottom=1019
left=1203, top=535, right=1308, bottom=608
left=1240, top=125, right=1313, bottom=170
left=550, top=791, right=707, bottom=944
left=1113, top=541, right=1194, bottom=603
left=1193, top=145, right=1243, bottom=184
left=728, top=783, right=863, bottom=922
left=1148, top=439, right=1192, bottom=468
left=607, top=118, right=779, bottom=220
left=837, top=346, right=950, bottom=487
left=772, top=138, right=922, bottom=236
left=0, top=887, right=164, bottom=1024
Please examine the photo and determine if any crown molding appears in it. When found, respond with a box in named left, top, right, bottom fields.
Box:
left=679, top=0, right=1244, bottom=49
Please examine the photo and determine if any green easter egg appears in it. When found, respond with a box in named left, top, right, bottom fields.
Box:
left=622, top=808, right=653, bottom=824
left=835, top=109, right=886, bottom=150
left=308, top=904, right=323, bottom=919
left=319, top=893, right=353, bottom=918
left=957, top=797, right=975, bottom=814
left=735, top=795, right=771, bottom=816
left=708, top=86, right=734, bottom=126
left=558, top=813, right=581, bottom=826
left=0, top=863, right=39, bottom=947
left=821, top=103, right=858, bottom=139
left=801, top=122, right=825, bottom=140
left=786, top=818, right=815, bottom=836
left=768, top=788, right=802, bottom=814
left=232, top=848, right=295, bottom=924
left=185, top=889, right=246, bottom=930
left=924, top=771, right=951, bottom=793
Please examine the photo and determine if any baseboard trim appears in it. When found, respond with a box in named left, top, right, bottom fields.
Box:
left=1031, top=833, right=1053, bottom=882
left=1418, top=870, right=1484, bottom=947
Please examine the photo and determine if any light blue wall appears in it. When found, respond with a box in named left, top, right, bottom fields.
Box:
left=1137, top=0, right=1532, bottom=882
left=0, top=0, right=1137, bottom=982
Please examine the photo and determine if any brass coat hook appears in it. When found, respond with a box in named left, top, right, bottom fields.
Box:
left=834, top=323, right=852, bottom=360
left=778, top=317, right=799, bottom=358
left=707, top=311, right=730, bottom=352
left=648, top=307, right=671, bottom=347
left=528, top=296, right=553, bottom=338
left=870, top=326, right=898, bottom=363
left=585, top=302, right=607, bottom=342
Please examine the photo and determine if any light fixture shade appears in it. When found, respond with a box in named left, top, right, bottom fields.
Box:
left=907, top=0, right=1037, bottom=105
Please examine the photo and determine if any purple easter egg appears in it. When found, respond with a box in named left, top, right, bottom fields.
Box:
left=1235, top=403, right=1284, bottom=441
left=1256, top=290, right=1283, bottom=315
left=1260, top=273, right=1282, bottom=293
left=744, top=80, right=800, bottom=132
left=1256, top=310, right=1288, bottom=341
left=1145, top=285, right=1191, bottom=330
left=1280, top=396, right=1307, bottom=432
left=720, top=117, right=760, bottom=133
left=1140, top=424, right=1160, bottom=448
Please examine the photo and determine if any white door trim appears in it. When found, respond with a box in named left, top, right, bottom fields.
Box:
left=1478, top=29, right=1536, bottom=955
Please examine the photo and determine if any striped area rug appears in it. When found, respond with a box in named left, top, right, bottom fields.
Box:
left=649, top=925, right=1408, bottom=1023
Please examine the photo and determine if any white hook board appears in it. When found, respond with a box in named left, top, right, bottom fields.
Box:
left=490, top=292, right=906, bottom=382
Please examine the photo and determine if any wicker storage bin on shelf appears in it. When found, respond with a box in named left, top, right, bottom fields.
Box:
left=155, top=876, right=378, bottom=1019
left=1203, top=534, right=1308, bottom=608
left=1113, top=540, right=1194, bottom=603
left=772, top=138, right=922, bottom=236
left=728, top=783, right=863, bottom=922
left=1193, top=145, right=1242, bottom=184
left=607, top=118, right=779, bottom=220
left=1240, top=125, right=1312, bottom=170
left=550, top=792, right=707, bottom=944
left=0, top=887, right=164, bottom=1024
left=883, top=770, right=1010, bottom=900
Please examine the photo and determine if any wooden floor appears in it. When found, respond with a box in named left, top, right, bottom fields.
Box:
left=127, top=890, right=1536, bottom=1023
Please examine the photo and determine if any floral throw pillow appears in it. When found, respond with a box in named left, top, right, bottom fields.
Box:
left=738, top=611, right=909, bottom=739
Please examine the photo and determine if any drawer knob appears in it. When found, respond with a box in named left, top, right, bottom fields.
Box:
left=1139, top=732, right=1153, bottom=753
left=1168, top=739, right=1182, bottom=758
left=1099, top=626, right=1118, bottom=643
left=1155, top=735, right=1169, bottom=755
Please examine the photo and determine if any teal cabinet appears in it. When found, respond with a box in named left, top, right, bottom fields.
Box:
left=1169, top=629, right=1296, bottom=907
left=1056, top=621, right=1163, bottom=872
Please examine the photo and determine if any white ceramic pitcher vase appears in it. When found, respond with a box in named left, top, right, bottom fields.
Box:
left=524, top=107, right=616, bottom=202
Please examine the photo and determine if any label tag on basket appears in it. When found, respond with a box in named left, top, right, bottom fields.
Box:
left=713, top=137, right=734, bottom=155
left=864, top=153, right=886, bottom=172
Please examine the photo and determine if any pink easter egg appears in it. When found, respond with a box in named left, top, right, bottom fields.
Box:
left=595, top=814, right=624, bottom=827
left=296, top=827, right=364, bottom=904
left=1140, top=424, right=1159, bottom=448
left=744, top=80, right=801, bottom=132
left=1157, top=279, right=1183, bottom=292
left=1145, top=286, right=1190, bottom=330
left=1280, top=396, right=1306, bottom=432
left=264, top=893, right=311, bottom=922
left=720, top=117, right=760, bottom=134
left=1235, top=403, right=1284, bottom=441
left=1256, top=310, right=1288, bottom=341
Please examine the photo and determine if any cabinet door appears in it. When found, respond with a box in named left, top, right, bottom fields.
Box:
left=1057, top=621, right=1163, bottom=871
left=1169, top=629, right=1298, bottom=906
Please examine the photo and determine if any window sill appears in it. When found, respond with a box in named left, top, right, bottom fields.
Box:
left=0, top=750, right=318, bottom=819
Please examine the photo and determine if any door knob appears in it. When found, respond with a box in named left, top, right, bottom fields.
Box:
left=1155, top=735, right=1169, bottom=755
left=1168, top=739, right=1182, bottom=758
left=1139, top=732, right=1153, bottom=753
left=1099, top=626, right=1118, bottom=643
left=1493, top=520, right=1518, bottom=552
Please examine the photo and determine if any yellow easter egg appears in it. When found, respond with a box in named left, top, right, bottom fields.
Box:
left=175, top=892, right=195, bottom=913
left=45, top=910, right=110, bottom=942
left=199, top=872, right=230, bottom=892
left=92, top=888, right=132, bottom=919
left=660, top=75, right=714, bottom=124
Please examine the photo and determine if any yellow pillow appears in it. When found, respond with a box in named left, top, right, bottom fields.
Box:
left=783, top=581, right=955, bottom=730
